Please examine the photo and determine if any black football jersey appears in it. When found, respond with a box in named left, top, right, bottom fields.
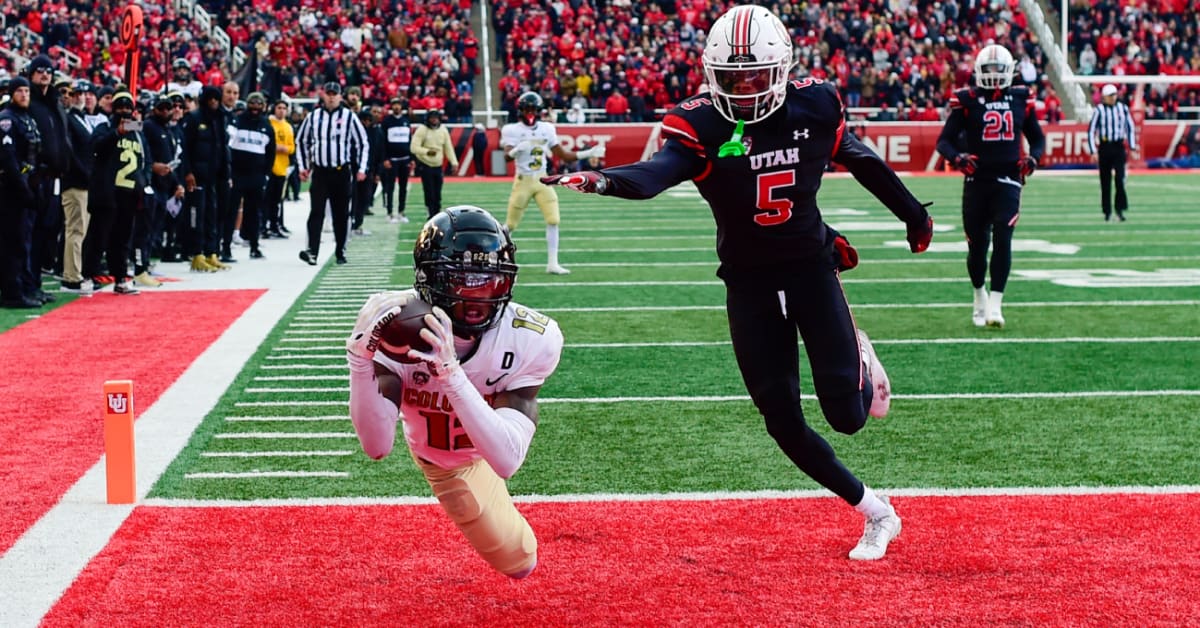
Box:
left=936, top=86, right=1045, bottom=179
left=600, top=79, right=927, bottom=277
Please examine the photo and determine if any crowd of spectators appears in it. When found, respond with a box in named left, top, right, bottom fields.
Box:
left=1068, top=0, right=1200, bottom=119
left=491, top=0, right=1064, bottom=123
left=2, top=0, right=481, bottom=121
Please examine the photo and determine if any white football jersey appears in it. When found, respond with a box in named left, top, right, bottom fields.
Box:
left=373, top=299, right=563, bottom=470
left=500, top=121, right=559, bottom=176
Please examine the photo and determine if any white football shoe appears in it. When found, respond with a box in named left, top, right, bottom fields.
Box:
left=546, top=263, right=571, bottom=275
left=857, top=330, right=891, bottom=418
left=986, top=309, right=1005, bottom=328
left=849, top=496, right=902, bottom=561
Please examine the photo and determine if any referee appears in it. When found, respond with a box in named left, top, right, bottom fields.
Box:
left=1088, top=84, right=1138, bottom=222
left=295, top=81, right=369, bottom=265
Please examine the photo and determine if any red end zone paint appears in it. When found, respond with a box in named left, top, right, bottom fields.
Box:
left=0, top=291, right=264, bottom=554
left=46, top=494, right=1200, bottom=625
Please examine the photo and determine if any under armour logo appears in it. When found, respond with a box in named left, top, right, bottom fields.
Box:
left=794, top=129, right=810, bottom=140
left=107, top=393, right=129, bottom=414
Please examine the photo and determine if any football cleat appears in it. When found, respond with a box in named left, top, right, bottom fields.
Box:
left=857, top=330, right=891, bottom=419
left=849, top=496, right=902, bottom=560
left=986, top=310, right=1005, bottom=328
left=546, top=264, right=571, bottom=275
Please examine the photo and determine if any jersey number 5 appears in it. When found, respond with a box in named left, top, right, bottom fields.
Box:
left=754, top=171, right=795, bottom=226
left=982, top=110, right=1015, bottom=142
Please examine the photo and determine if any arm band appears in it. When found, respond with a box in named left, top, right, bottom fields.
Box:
left=439, top=367, right=535, bottom=479
left=347, top=354, right=399, bottom=460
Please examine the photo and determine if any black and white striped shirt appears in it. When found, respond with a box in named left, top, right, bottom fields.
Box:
left=1088, top=101, right=1137, bottom=154
left=295, top=105, right=370, bottom=173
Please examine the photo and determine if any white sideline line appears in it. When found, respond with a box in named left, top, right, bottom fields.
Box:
left=245, top=387, right=349, bottom=393
left=539, top=300, right=1200, bottom=313
left=214, top=432, right=357, bottom=439
left=185, top=471, right=350, bottom=479
left=202, top=451, right=355, bottom=458
left=139, top=484, right=1200, bottom=508
left=536, top=391, right=1200, bottom=404
left=255, top=375, right=347, bottom=381
left=0, top=202, right=319, bottom=628
left=568, top=337, right=1200, bottom=348
left=225, top=416, right=348, bottom=422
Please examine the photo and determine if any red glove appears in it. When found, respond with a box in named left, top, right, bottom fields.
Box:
left=541, top=171, right=608, bottom=194
left=952, top=153, right=978, bottom=175
left=1018, top=156, right=1037, bottom=182
left=906, top=215, right=934, bottom=253
left=832, top=233, right=858, bottom=271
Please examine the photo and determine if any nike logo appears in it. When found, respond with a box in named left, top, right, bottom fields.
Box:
left=484, top=374, right=508, bottom=386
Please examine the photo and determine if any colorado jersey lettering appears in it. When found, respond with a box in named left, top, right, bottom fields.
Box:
left=500, top=120, right=559, bottom=176
left=373, top=298, right=563, bottom=470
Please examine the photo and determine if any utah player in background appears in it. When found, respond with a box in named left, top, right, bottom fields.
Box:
left=936, top=44, right=1046, bottom=328
left=501, top=91, right=604, bottom=274
left=345, top=206, right=563, bottom=579
left=543, top=4, right=933, bottom=561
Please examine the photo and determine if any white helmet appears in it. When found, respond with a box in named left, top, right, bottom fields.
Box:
left=702, top=5, right=794, bottom=124
left=974, top=44, right=1015, bottom=90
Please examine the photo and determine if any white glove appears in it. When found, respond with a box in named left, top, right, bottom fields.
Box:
left=346, top=291, right=415, bottom=360
left=407, top=306, right=460, bottom=378
left=578, top=144, right=606, bottom=160
left=507, top=140, right=534, bottom=158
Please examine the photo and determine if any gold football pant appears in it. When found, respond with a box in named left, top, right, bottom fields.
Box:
left=412, top=453, right=537, bottom=577
left=505, top=174, right=560, bottom=230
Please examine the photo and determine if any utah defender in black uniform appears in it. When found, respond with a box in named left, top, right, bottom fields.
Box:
left=544, top=4, right=933, bottom=561
left=936, top=44, right=1045, bottom=328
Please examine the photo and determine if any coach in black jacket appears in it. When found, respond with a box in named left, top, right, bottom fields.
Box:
left=60, top=80, right=94, bottom=293
left=82, top=92, right=149, bottom=295
left=179, top=85, right=230, bottom=271
left=229, top=92, right=276, bottom=259
left=25, top=55, right=73, bottom=301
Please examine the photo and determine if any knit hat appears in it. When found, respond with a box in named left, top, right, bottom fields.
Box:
left=8, top=76, right=30, bottom=93
left=112, top=91, right=134, bottom=108
left=27, top=54, right=54, bottom=74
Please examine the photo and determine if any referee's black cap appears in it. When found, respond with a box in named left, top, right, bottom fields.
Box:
left=322, top=81, right=342, bottom=95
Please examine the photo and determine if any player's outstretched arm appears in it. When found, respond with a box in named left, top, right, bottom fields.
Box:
left=542, top=139, right=703, bottom=199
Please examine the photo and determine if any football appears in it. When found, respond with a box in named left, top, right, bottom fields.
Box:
left=376, top=299, right=434, bottom=362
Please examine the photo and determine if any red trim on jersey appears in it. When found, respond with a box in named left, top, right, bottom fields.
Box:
left=693, top=160, right=713, bottom=183
left=662, top=114, right=700, bottom=143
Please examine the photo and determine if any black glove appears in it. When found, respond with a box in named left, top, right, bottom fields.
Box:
left=541, top=171, right=608, bottom=194
left=952, top=153, right=979, bottom=175
left=907, top=213, right=934, bottom=254
left=1018, top=156, right=1038, bottom=182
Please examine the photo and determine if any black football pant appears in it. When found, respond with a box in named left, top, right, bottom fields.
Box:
left=132, top=194, right=165, bottom=274
left=81, top=189, right=137, bottom=283
left=352, top=176, right=376, bottom=230
left=725, top=265, right=873, bottom=506
left=231, top=177, right=266, bottom=251
left=418, top=163, right=444, bottom=218
left=1097, top=143, right=1128, bottom=219
left=181, top=185, right=217, bottom=257
left=380, top=158, right=410, bottom=216
left=265, top=174, right=287, bottom=232
left=0, top=193, right=32, bottom=301
left=307, top=166, right=351, bottom=257
left=962, top=178, right=1021, bottom=293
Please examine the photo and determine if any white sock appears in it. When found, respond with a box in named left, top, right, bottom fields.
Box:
left=546, top=224, right=560, bottom=267
left=989, top=290, right=1004, bottom=313
left=973, top=287, right=989, bottom=310
left=854, top=485, right=892, bottom=519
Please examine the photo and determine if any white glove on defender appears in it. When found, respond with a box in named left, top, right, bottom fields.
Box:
left=577, top=144, right=606, bottom=160
left=346, top=291, right=416, bottom=360
left=507, top=140, right=534, bottom=159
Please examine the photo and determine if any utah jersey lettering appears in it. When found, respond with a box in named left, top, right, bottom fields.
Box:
left=373, top=300, right=563, bottom=470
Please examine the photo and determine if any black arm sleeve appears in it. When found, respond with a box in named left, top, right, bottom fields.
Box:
left=935, top=109, right=966, bottom=160
left=834, top=132, right=929, bottom=226
left=1024, top=111, right=1046, bottom=162
left=598, top=139, right=706, bottom=200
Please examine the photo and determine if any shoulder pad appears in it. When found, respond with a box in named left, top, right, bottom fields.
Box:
left=1010, top=85, right=1031, bottom=98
